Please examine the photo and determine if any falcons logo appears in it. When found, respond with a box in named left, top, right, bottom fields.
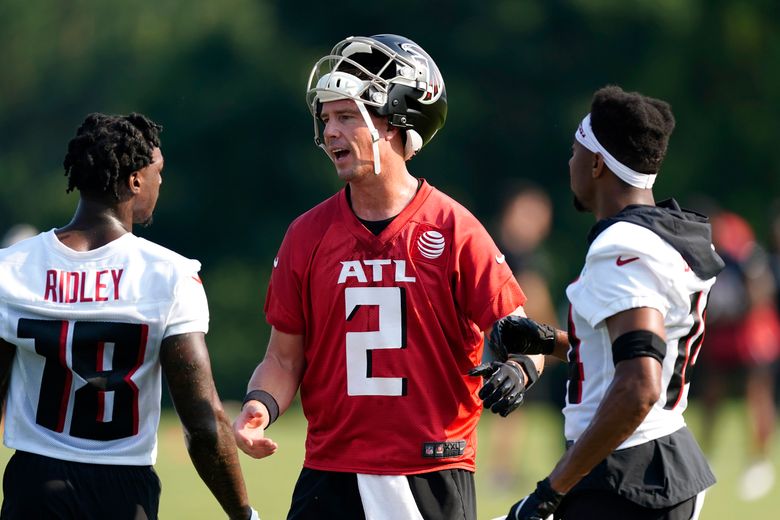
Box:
left=400, top=43, right=444, bottom=105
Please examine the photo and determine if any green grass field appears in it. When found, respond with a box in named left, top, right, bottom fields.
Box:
left=1, top=400, right=777, bottom=519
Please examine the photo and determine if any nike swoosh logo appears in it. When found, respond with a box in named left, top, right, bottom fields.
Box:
left=496, top=254, right=506, bottom=264
left=191, top=275, right=202, bottom=284
left=616, top=255, right=640, bottom=266
left=273, top=257, right=279, bottom=268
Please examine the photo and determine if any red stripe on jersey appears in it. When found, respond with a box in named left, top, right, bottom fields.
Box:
left=57, top=321, right=71, bottom=433
left=96, top=341, right=105, bottom=371
left=567, top=305, right=584, bottom=404
left=125, top=324, right=148, bottom=436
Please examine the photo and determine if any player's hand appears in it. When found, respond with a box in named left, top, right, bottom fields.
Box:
left=231, top=506, right=260, bottom=520
left=506, top=478, right=564, bottom=520
left=489, top=316, right=556, bottom=359
left=232, top=402, right=279, bottom=459
left=468, top=358, right=526, bottom=417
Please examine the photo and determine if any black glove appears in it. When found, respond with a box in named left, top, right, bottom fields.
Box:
left=507, top=478, right=564, bottom=520
left=489, top=316, right=557, bottom=359
left=468, top=357, right=527, bottom=417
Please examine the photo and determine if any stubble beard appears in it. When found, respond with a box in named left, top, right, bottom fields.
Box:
left=336, top=168, right=357, bottom=183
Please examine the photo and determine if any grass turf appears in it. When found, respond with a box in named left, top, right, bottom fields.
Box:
left=1, top=400, right=777, bottom=519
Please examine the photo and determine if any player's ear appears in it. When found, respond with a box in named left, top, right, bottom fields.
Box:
left=127, top=169, right=143, bottom=195
left=592, top=153, right=606, bottom=178
left=384, top=123, right=400, bottom=141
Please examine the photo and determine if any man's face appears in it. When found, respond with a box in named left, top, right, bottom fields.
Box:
left=132, top=147, right=163, bottom=226
left=319, top=99, right=382, bottom=181
left=569, top=140, right=594, bottom=213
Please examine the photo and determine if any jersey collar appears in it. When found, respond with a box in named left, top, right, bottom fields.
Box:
left=338, top=179, right=433, bottom=251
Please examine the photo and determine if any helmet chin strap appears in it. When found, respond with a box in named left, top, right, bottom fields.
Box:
left=355, top=101, right=382, bottom=175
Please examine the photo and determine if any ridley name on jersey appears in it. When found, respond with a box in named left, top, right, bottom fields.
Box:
left=43, top=268, right=124, bottom=303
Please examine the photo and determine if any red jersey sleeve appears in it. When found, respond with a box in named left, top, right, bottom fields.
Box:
left=452, top=218, right=526, bottom=330
left=264, top=222, right=306, bottom=335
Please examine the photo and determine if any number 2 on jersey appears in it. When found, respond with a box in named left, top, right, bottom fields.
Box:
left=345, top=287, right=407, bottom=396
left=17, top=318, right=148, bottom=441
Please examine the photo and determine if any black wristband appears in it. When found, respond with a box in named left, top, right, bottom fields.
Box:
left=536, top=477, right=565, bottom=506
left=242, top=390, right=279, bottom=429
left=508, top=354, right=539, bottom=390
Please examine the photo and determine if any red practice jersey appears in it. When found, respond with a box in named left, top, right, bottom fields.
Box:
left=265, top=180, right=525, bottom=474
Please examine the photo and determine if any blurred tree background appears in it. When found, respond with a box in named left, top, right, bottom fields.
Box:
left=2, top=0, right=779, bottom=400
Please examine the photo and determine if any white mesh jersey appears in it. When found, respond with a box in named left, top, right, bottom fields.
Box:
left=0, top=230, right=208, bottom=465
left=564, top=222, right=715, bottom=448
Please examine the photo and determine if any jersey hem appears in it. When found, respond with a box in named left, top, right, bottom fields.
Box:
left=302, top=460, right=475, bottom=476
left=163, top=322, right=209, bottom=338
left=565, top=421, right=686, bottom=451
left=4, top=441, right=155, bottom=466
left=264, top=318, right=304, bottom=336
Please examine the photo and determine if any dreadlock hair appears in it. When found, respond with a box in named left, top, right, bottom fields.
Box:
left=63, top=113, right=162, bottom=200
left=589, top=85, right=675, bottom=176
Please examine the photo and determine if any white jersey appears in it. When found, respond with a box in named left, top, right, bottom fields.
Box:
left=564, top=220, right=716, bottom=448
left=0, top=230, right=208, bottom=465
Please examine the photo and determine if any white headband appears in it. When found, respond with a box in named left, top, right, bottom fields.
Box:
left=575, top=113, right=657, bottom=189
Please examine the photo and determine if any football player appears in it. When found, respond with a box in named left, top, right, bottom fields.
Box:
left=232, top=34, right=542, bottom=519
left=0, top=113, right=258, bottom=519
left=485, top=86, right=722, bottom=520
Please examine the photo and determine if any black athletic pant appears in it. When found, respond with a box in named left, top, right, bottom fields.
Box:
left=288, top=467, right=476, bottom=520
left=556, top=489, right=699, bottom=520
left=1, top=451, right=161, bottom=520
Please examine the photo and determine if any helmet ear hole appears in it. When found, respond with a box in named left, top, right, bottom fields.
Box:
left=369, top=90, right=387, bottom=105
left=404, top=130, right=423, bottom=160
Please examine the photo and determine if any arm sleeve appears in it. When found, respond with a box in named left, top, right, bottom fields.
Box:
left=164, top=260, right=210, bottom=338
